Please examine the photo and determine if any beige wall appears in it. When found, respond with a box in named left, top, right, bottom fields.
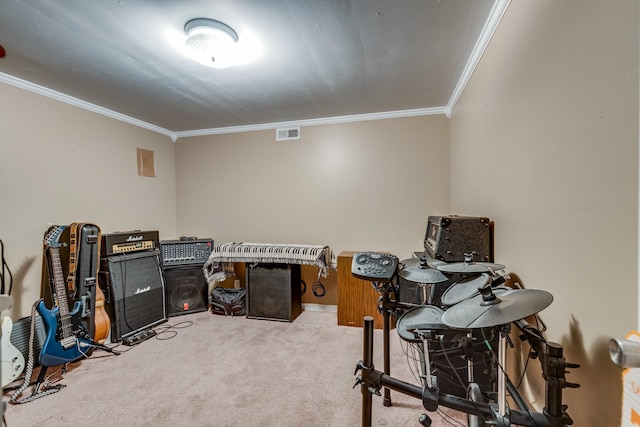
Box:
left=175, top=117, right=449, bottom=257
left=175, top=117, right=450, bottom=303
left=0, top=83, right=177, bottom=318
left=450, top=0, right=638, bottom=424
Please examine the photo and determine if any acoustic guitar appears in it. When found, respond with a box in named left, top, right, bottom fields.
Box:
left=38, top=226, right=90, bottom=367
left=93, top=285, right=109, bottom=344
left=89, top=224, right=109, bottom=344
left=1, top=316, right=25, bottom=386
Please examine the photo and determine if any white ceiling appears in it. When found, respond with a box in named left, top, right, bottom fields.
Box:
left=0, top=0, right=508, bottom=139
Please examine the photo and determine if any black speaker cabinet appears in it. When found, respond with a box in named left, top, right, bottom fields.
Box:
left=246, top=263, right=302, bottom=322
left=424, top=216, right=493, bottom=262
left=163, top=265, right=209, bottom=317
left=100, top=249, right=167, bottom=342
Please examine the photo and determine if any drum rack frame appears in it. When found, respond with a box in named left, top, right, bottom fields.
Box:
left=355, top=314, right=579, bottom=427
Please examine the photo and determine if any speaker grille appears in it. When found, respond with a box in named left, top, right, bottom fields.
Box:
left=10, top=314, right=46, bottom=366
left=246, top=264, right=301, bottom=322
left=163, top=265, right=208, bottom=316
left=101, top=249, right=167, bottom=341
left=424, top=216, right=493, bottom=262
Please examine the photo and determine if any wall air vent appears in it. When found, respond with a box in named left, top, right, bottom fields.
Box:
left=276, top=127, right=300, bottom=141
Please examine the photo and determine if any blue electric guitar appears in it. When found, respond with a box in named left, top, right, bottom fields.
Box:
left=38, top=227, right=91, bottom=367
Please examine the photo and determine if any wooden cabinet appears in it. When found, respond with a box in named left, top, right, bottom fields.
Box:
left=337, top=251, right=389, bottom=329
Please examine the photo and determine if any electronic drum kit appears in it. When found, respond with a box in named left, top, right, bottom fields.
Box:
left=396, top=254, right=552, bottom=332
left=355, top=250, right=576, bottom=427
left=395, top=254, right=554, bottom=424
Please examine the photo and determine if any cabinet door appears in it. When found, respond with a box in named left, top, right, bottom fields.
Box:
left=337, top=251, right=386, bottom=329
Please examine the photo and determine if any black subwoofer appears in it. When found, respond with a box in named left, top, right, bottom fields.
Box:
left=163, top=265, right=208, bottom=317
left=246, top=263, right=302, bottom=322
left=100, top=249, right=167, bottom=342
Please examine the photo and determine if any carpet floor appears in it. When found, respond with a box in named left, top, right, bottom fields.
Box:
left=3, top=310, right=466, bottom=426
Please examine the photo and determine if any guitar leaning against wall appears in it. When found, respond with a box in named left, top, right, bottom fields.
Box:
left=10, top=227, right=121, bottom=404
left=37, top=226, right=91, bottom=367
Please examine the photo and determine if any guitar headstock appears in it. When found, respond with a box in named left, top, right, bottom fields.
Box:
left=43, top=226, right=65, bottom=249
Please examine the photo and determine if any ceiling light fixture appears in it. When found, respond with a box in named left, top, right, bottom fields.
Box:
left=184, top=18, right=239, bottom=69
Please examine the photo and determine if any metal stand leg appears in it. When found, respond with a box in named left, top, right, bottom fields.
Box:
left=382, top=302, right=392, bottom=407
left=544, top=342, right=579, bottom=426
left=467, top=331, right=474, bottom=384
left=498, top=329, right=507, bottom=418
left=361, top=316, right=375, bottom=427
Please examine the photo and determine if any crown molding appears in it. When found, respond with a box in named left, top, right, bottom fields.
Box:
left=447, top=0, right=511, bottom=115
left=1, top=71, right=449, bottom=141
left=0, top=72, right=177, bottom=141
left=173, top=106, right=450, bottom=139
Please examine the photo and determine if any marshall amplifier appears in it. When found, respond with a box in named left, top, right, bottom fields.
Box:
left=101, top=230, right=160, bottom=256
left=424, top=216, right=493, bottom=262
left=99, top=248, right=167, bottom=342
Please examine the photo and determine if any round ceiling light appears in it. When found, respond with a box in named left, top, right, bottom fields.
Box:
left=184, top=18, right=239, bottom=69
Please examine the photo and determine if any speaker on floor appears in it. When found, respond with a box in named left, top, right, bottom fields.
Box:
left=100, top=249, right=167, bottom=342
left=163, top=265, right=208, bottom=316
left=246, top=263, right=301, bottom=322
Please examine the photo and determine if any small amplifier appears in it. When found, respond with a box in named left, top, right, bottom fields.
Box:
left=424, top=216, right=493, bottom=262
left=160, top=238, right=213, bottom=266
left=102, top=230, right=160, bottom=256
